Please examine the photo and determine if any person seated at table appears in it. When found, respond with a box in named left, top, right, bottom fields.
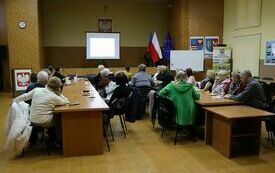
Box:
left=156, top=65, right=174, bottom=90
left=225, top=70, right=269, bottom=110
left=53, top=66, right=66, bottom=84
left=109, top=72, right=131, bottom=104
left=129, top=64, right=154, bottom=88
left=97, top=68, right=112, bottom=90
left=26, top=70, right=49, bottom=105
left=104, top=71, right=123, bottom=102
left=228, top=70, right=245, bottom=95
left=212, top=70, right=232, bottom=95
left=123, top=65, right=133, bottom=81
left=93, top=64, right=105, bottom=85
left=159, top=70, right=200, bottom=128
left=153, top=65, right=161, bottom=81
left=13, top=77, right=70, bottom=146
left=198, top=69, right=216, bottom=92
left=47, top=65, right=55, bottom=78
left=186, top=68, right=197, bottom=86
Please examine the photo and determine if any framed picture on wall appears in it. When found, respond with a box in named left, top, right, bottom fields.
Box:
left=12, top=68, right=32, bottom=92
left=98, top=18, right=112, bottom=32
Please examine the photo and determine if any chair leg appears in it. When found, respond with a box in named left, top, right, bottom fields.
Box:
left=119, top=115, right=126, bottom=138
left=161, top=125, right=166, bottom=137
left=174, top=127, right=179, bottom=145
left=103, top=126, right=110, bottom=152
left=122, top=114, right=128, bottom=131
left=109, top=124, right=114, bottom=142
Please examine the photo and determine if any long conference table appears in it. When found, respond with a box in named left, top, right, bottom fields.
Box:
left=54, top=79, right=109, bottom=157
left=196, top=90, right=274, bottom=158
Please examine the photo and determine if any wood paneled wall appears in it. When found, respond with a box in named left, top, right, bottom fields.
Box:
left=168, top=0, right=224, bottom=77
left=44, top=47, right=147, bottom=68
left=5, top=0, right=44, bottom=77
left=168, top=0, right=189, bottom=49
left=188, top=0, right=224, bottom=44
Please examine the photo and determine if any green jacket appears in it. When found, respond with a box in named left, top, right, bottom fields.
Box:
left=159, top=81, right=200, bottom=126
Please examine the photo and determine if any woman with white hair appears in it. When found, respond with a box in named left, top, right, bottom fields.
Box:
left=212, top=70, right=232, bottom=95
left=159, top=70, right=200, bottom=127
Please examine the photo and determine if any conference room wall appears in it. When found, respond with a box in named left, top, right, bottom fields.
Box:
left=223, top=0, right=275, bottom=78
left=168, top=0, right=223, bottom=79
left=42, top=0, right=168, bottom=68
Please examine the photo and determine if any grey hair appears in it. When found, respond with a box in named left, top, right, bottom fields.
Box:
left=175, top=70, right=187, bottom=81
left=47, top=77, right=62, bottom=92
left=37, top=71, right=49, bottom=85
left=231, top=70, right=240, bottom=77
left=98, top=65, right=105, bottom=71
left=241, top=70, right=252, bottom=78
left=138, top=64, right=146, bottom=72
left=100, top=68, right=111, bottom=77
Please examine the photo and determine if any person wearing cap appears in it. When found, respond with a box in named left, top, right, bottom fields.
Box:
left=13, top=77, right=69, bottom=127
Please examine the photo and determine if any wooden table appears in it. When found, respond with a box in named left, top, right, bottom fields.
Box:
left=55, top=79, right=109, bottom=157
left=196, top=90, right=240, bottom=106
left=204, top=105, right=274, bottom=158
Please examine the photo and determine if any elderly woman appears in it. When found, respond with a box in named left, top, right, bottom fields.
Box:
left=199, top=69, right=216, bottom=92
left=14, top=77, right=69, bottom=127
left=159, top=70, right=200, bottom=126
left=228, top=70, right=245, bottom=95
left=212, top=70, right=232, bottom=95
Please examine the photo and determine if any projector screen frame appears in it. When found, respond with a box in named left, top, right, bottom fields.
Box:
left=85, top=31, right=121, bottom=60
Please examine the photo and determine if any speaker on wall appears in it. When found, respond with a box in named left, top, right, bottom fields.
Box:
left=0, top=45, right=7, bottom=59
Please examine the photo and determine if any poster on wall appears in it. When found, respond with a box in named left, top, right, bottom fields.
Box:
left=213, top=46, right=232, bottom=73
left=204, top=36, right=219, bottom=55
left=265, top=40, right=275, bottom=65
left=98, top=18, right=112, bottom=32
left=190, top=36, right=204, bottom=50
left=13, top=69, right=32, bottom=91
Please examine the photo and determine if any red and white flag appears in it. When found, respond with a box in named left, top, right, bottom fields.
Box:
left=147, top=32, right=163, bottom=62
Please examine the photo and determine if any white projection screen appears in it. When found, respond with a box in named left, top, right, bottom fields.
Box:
left=86, top=32, right=120, bottom=59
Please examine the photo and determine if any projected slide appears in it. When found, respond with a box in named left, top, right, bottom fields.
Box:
left=86, top=32, right=120, bottom=59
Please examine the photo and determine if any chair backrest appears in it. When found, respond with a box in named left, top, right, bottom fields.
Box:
left=156, top=94, right=175, bottom=127
left=137, top=86, right=152, bottom=98
left=110, top=91, right=132, bottom=115
left=259, top=81, right=272, bottom=104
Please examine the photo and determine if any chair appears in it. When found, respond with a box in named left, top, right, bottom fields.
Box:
left=22, top=124, right=52, bottom=157
left=259, top=81, right=272, bottom=104
left=264, top=100, right=275, bottom=146
left=156, top=94, right=196, bottom=145
left=109, top=91, right=133, bottom=138
left=156, top=94, right=175, bottom=137
left=136, top=86, right=152, bottom=119
left=103, top=113, right=114, bottom=151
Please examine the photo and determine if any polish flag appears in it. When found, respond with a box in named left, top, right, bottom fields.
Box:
left=147, top=32, right=163, bottom=62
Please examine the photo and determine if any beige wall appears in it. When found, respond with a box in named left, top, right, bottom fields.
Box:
left=223, top=0, right=275, bottom=77
left=43, top=0, right=168, bottom=47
